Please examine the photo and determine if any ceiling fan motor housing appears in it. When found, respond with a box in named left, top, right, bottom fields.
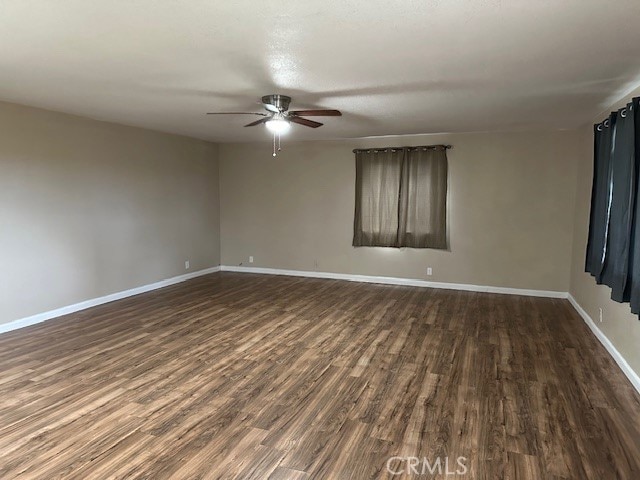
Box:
left=262, top=94, right=291, bottom=112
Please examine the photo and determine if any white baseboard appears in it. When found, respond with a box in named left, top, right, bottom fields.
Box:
left=0, top=266, right=221, bottom=335
left=220, top=265, right=568, bottom=298
left=568, top=294, right=640, bottom=394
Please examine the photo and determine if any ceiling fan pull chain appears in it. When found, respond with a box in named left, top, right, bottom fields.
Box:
left=278, top=133, right=282, bottom=152
left=273, top=132, right=277, bottom=157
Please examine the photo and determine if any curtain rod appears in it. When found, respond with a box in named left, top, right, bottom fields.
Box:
left=352, top=144, right=451, bottom=153
left=595, top=96, right=638, bottom=130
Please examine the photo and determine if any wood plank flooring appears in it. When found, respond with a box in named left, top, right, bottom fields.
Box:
left=0, top=272, right=639, bottom=479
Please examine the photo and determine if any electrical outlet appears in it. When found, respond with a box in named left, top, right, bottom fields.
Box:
left=599, top=307, right=603, bottom=323
left=427, top=267, right=433, bottom=276
left=249, top=256, right=254, bottom=263
left=185, top=260, right=190, bottom=270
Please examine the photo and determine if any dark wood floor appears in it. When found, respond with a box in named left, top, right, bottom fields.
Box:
left=0, top=273, right=639, bottom=479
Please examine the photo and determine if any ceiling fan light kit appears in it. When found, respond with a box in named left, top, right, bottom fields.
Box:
left=265, top=114, right=291, bottom=134
left=207, top=94, right=341, bottom=156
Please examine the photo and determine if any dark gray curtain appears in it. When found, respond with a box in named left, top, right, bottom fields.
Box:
left=601, top=102, right=636, bottom=301
left=586, top=96, right=640, bottom=318
left=585, top=124, right=604, bottom=274
left=585, top=112, right=617, bottom=282
left=625, top=98, right=640, bottom=313
left=353, top=146, right=448, bottom=248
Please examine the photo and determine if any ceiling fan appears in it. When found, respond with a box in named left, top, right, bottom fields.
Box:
left=207, top=94, right=342, bottom=156
left=206, top=94, right=341, bottom=133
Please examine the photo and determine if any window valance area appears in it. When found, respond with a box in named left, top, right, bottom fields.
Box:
left=353, top=145, right=448, bottom=249
left=586, top=97, right=640, bottom=315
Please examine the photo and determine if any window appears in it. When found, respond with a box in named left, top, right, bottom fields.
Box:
left=353, top=145, right=448, bottom=249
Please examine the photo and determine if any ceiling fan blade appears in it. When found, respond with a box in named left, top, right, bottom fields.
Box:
left=263, top=103, right=280, bottom=113
left=206, top=112, right=268, bottom=116
left=244, top=117, right=271, bottom=127
left=289, top=116, right=323, bottom=128
left=289, top=109, right=342, bottom=117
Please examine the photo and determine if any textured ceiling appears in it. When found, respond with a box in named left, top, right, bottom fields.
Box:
left=1, top=0, right=639, bottom=142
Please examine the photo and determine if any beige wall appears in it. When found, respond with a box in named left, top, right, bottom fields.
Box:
left=220, top=130, right=580, bottom=292
left=0, top=101, right=220, bottom=326
left=5, top=93, right=637, bottom=380
left=569, top=86, right=640, bottom=377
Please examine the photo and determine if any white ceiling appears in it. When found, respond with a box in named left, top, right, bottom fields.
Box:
left=1, top=0, right=639, bottom=142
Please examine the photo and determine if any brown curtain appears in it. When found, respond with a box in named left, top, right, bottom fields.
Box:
left=353, top=149, right=403, bottom=247
left=353, top=146, right=448, bottom=249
